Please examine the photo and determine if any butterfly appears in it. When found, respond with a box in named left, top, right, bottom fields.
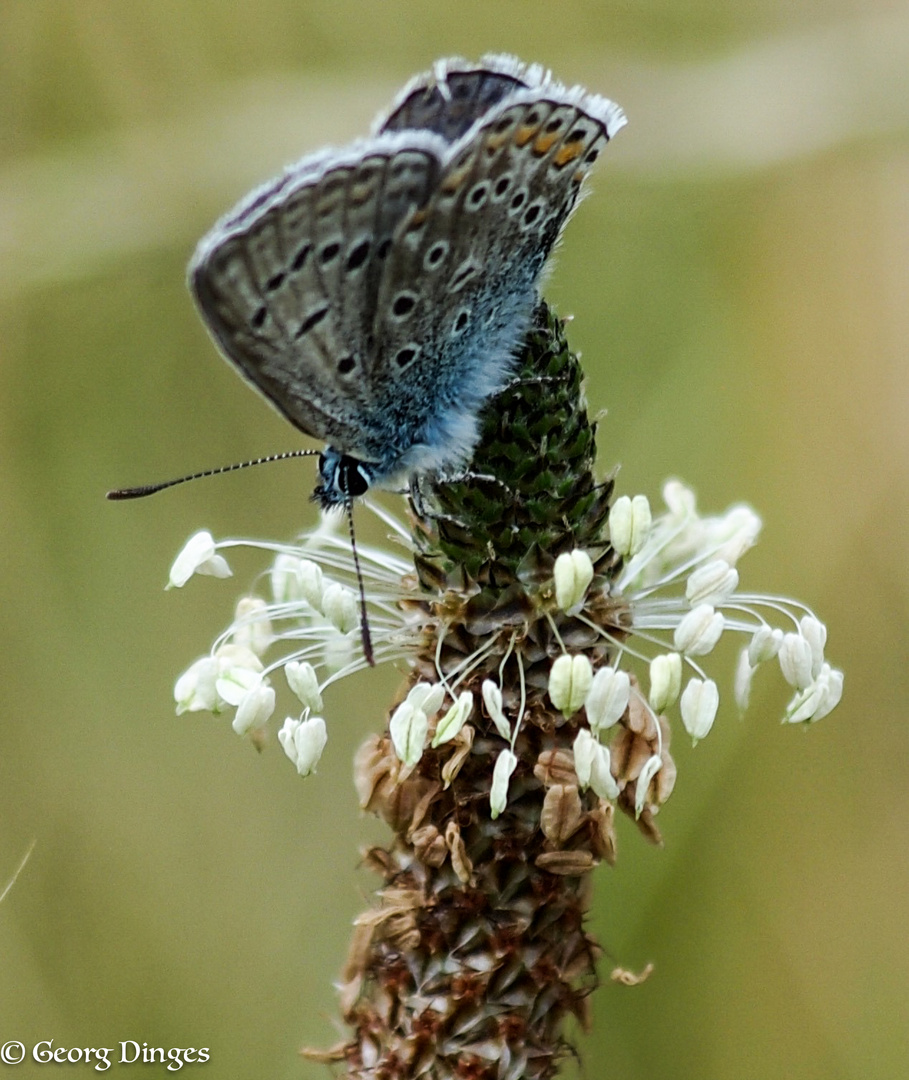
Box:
left=188, top=54, right=625, bottom=511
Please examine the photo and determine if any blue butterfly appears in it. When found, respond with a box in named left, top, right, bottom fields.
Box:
left=188, top=55, right=625, bottom=509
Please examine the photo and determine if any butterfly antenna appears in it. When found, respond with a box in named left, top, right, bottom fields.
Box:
left=106, top=450, right=320, bottom=500
left=343, top=494, right=375, bottom=667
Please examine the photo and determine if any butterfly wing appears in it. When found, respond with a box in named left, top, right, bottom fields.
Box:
left=362, top=85, right=626, bottom=475
left=188, top=59, right=625, bottom=487
left=188, top=131, right=447, bottom=461
left=376, top=54, right=533, bottom=143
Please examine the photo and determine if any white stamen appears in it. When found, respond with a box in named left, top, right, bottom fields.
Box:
left=649, top=653, right=682, bottom=712
left=232, top=681, right=276, bottom=736
left=585, top=666, right=630, bottom=733
left=278, top=715, right=327, bottom=776
left=634, top=754, right=663, bottom=817
left=554, top=549, right=594, bottom=612
left=482, top=679, right=511, bottom=740
left=799, top=615, right=827, bottom=678
left=680, top=677, right=719, bottom=743
left=168, top=530, right=232, bottom=588
left=674, top=604, right=725, bottom=656
left=214, top=647, right=264, bottom=706
left=390, top=699, right=429, bottom=767
left=548, top=654, right=593, bottom=718
left=734, top=648, right=754, bottom=712
left=407, top=681, right=446, bottom=717
left=748, top=625, right=783, bottom=666
left=285, top=660, right=323, bottom=712
left=573, top=729, right=619, bottom=800
left=609, top=494, right=652, bottom=556
left=490, top=749, right=518, bottom=819
left=432, top=691, right=474, bottom=747
left=174, top=656, right=220, bottom=714
left=785, top=663, right=843, bottom=724
left=322, top=582, right=358, bottom=634
left=779, top=632, right=814, bottom=689
left=232, top=597, right=275, bottom=656
left=685, top=559, right=739, bottom=606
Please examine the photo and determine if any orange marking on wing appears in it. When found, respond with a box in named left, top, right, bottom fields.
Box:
left=349, top=182, right=376, bottom=206
left=440, top=167, right=470, bottom=195
left=532, top=132, right=560, bottom=156
left=554, top=143, right=584, bottom=168
left=514, top=123, right=541, bottom=148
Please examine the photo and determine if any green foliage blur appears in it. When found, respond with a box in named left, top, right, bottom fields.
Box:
left=1, top=3, right=906, bottom=1077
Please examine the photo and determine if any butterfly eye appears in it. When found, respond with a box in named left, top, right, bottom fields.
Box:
left=328, top=455, right=370, bottom=498
left=348, top=463, right=371, bottom=497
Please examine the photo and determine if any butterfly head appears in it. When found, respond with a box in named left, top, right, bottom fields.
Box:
left=313, top=448, right=375, bottom=510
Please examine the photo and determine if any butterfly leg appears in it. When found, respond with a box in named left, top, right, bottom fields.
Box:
left=501, top=373, right=571, bottom=393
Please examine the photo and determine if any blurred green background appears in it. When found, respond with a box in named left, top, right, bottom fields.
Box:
left=1, top=2, right=906, bottom=1077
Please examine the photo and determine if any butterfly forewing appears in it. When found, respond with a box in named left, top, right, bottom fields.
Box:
left=364, top=90, right=623, bottom=465
left=378, top=58, right=530, bottom=143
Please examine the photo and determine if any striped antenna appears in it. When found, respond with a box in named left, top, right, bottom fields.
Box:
left=106, top=450, right=320, bottom=499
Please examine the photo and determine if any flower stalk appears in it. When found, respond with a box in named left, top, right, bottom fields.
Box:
left=328, top=304, right=662, bottom=1078
left=169, top=303, right=841, bottom=1079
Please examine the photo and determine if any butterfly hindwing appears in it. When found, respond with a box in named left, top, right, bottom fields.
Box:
left=189, top=133, right=446, bottom=458
left=363, top=88, right=624, bottom=469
